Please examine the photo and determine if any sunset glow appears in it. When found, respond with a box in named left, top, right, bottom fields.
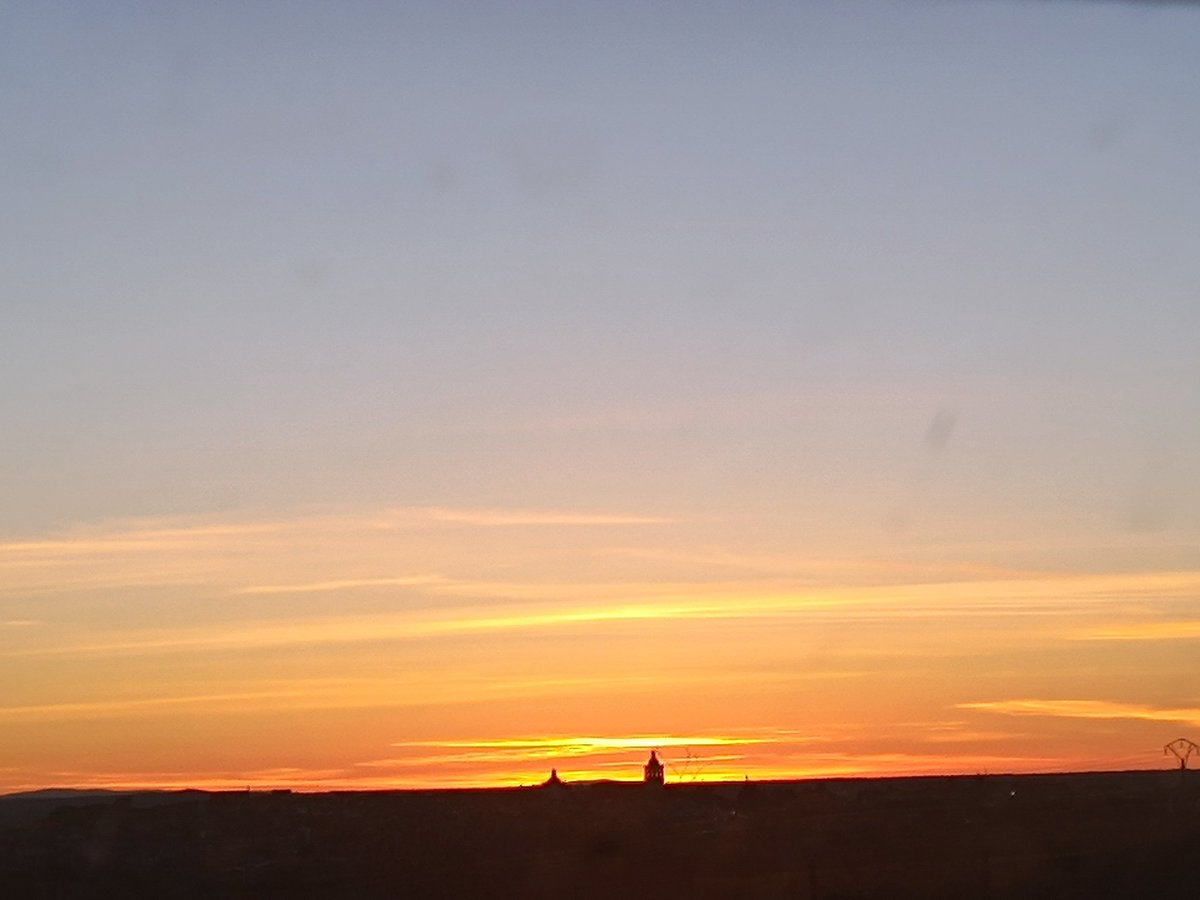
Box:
left=2, top=1, right=1199, bottom=796
left=1, top=504, right=1195, bottom=791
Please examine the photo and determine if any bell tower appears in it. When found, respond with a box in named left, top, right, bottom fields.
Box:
left=643, top=750, right=664, bottom=786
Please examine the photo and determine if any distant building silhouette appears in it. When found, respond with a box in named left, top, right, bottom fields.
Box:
left=543, top=768, right=563, bottom=787
left=644, top=751, right=664, bottom=786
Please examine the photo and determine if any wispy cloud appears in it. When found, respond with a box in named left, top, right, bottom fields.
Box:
left=0, top=505, right=672, bottom=560
left=395, top=734, right=771, bottom=752
left=419, top=508, right=676, bottom=527
left=14, top=568, right=1200, bottom=659
left=0, top=671, right=853, bottom=723
left=0, top=587, right=1035, bottom=659
left=1075, top=621, right=1200, bottom=642
left=594, top=546, right=1041, bottom=583
left=0, top=520, right=291, bottom=561
left=0, top=690, right=321, bottom=722
left=960, top=699, right=1200, bottom=726
left=0, top=505, right=680, bottom=594
left=9, top=602, right=743, bottom=658
left=363, top=734, right=777, bottom=769
left=232, top=575, right=448, bottom=596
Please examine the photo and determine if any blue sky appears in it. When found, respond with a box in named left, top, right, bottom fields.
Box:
left=5, top=0, right=1197, bottom=535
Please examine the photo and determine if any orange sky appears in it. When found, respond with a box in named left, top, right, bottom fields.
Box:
left=2, top=506, right=1196, bottom=792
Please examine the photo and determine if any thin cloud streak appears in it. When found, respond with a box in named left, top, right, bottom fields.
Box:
left=233, top=575, right=448, bottom=595
left=7, top=602, right=751, bottom=658
left=0, top=505, right=676, bottom=564
left=1076, top=621, right=1200, bottom=642
left=427, top=570, right=1200, bottom=611
left=0, top=690, right=322, bottom=722
left=371, top=734, right=778, bottom=769
left=960, top=699, right=1200, bottom=726
left=0, top=671, right=858, bottom=722
left=394, top=734, right=772, bottom=751
left=594, top=546, right=1044, bottom=582
left=11, top=570, right=1200, bottom=659
left=0, top=505, right=683, bottom=594
left=420, top=508, right=676, bottom=527
left=0, top=521, right=291, bottom=561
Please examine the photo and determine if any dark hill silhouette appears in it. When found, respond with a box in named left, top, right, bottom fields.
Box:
left=1, top=771, right=1198, bottom=898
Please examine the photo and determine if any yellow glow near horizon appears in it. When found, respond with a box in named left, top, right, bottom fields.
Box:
left=1, top=506, right=1197, bottom=793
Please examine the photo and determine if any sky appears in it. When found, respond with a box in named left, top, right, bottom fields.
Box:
left=1, top=0, right=1199, bottom=792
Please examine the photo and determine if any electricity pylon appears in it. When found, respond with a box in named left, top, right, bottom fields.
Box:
left=665, top=747, right=709, bottom=783
left=1163, top=737, right=1200, bottom=770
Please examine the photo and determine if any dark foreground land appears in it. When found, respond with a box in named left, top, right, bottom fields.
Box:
left=2, top=770, right=1198, bottom=899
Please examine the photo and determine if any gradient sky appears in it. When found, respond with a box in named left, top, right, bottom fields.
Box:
left=2, top=1, right=1199, bottom=792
